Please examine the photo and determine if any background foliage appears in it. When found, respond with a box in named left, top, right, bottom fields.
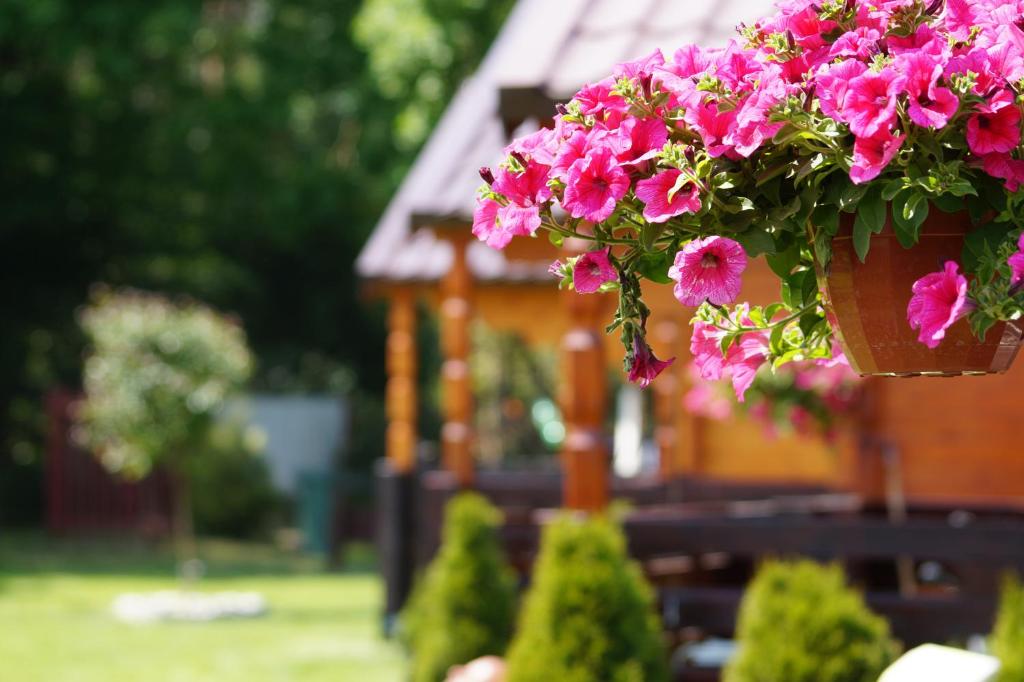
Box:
left=0, top=0, right=513, bottom=524
left=401, top=492, right=517, bottom=682
left=724, top=559, right=898, bottom=682
left=993, top=574, right=1024, bottom=682
left=505, top=515, right=667, bottom=682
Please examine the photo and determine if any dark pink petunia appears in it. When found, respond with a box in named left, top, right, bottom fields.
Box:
left=617, top=117, right=669, bottom=166
left=684, top=101, right=737, bottom=158
left=829, top=28, right=881, bottom=60
left=1009, top=234, right=1024, bottom=286
left=491, top=160, right=552, bottom=207
left=982, top=153, right=1024, bottom=191
left=668, top=237, right=747, bottom=306
left=967, top=97, right=1022, bottom=156
left=899, top=52, right=959, bottom=129
left=626, top=334, right=675, bottom=388
left=815, top=59, right=868, bottom=121
left=906, top=261, right=973, bottom=349
left=572, top=250, right=618, bottom=294
left=850, top=129, right=905, bottom=184
left=841, top=68, right=905, bottom=138
left=635, top=169, right=701, bottom=223
left=573, top=78, right=627, bottom=117
left=562, top=148, right=630, bottom=223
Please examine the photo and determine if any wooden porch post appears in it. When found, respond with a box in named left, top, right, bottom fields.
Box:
left=385, top=288, right=418, bottom=473
left=439, top=233, right=475, bottom=487
left=558, top=283, right=609, bottom=511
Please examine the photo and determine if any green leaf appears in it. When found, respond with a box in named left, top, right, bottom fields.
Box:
left=634, top=250, right=673, bottom=284
left=891, top=190, right=927, bottom=249
left=766, top=244, right=801, bottom=278
left=640, top=221, right=662, bottom=252
left=970, top=312, right=997, bottom=341
left=736, top=227, right=776, bottom=257
left=548, top=230, right=565, bottom=248
left=856, top=185, right=887, bottom=234
left=881, top=178, right=905, bottom=201
left=962, top=220, right=1015, bottom=274
left=838, top=183, right=868, bottom=213
left=933, top=193, right=964, bottom=213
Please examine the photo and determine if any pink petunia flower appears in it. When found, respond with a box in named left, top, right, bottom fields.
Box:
left=635, top=169, right=702, bottom=223
left=668, top=237, right=747, bottom=306
left=562, top=148, right=631, bottom=223
left=1009, top=233, right=1024, bottom=286
left=850, top=129, right=905, bottom=184
left=815, top=59, right=868, bottom=121
left=982, top=153, right=1024, bottom=191
left=906, top=261, right=974, bottom=349
left=626, top=334, right=675, bottom=388
left=573, top=78, right=627, bottom=117
left=966, top=97, right=1022, bottom=156
left=899, top=52, right=959, bottom=129
left=691, top=319, right=729, bottom=382
left=572, top=250, right=618, bottom=294
left=841, top=68, right=905, bottom=138
left=472, top=198, right=506, bottom=248
left=728, top=331, right=770, bottom=401
left=829, top=28, right=881, bottom=60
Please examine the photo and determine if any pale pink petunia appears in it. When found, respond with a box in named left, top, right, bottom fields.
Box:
left=626, top=335, right=675, bottom=388
left=850, top=129, right=905, bottom=184
left=635, top=169, right=702, bottom=223
left=728, top=67, right=789, bottom=157
left=572, top=250, right=618, bottom=294
left=668, top=237, right=747, bottom=306
left=1009, top=233, right=1024, bottom=286
left=562, top=148, right=631, bottom=223
left=967, top=97, right=1022, bottom=156
left=689, top=311, right=769, bottom=401
left=906, top=261, right=974, bottom=349
left=841, top=68, right=905, bottom=138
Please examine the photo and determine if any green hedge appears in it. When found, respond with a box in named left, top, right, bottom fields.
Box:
left=401, top=492, right=516, bottom=682
left=724, top=559, right=898, bottom=682
left=505, top=514, right=668, bottom=682
left=993, top=574, right=1024, bottom=682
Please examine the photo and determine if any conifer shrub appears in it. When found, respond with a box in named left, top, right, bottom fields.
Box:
left=505, top=515, right=668, bottom=682
left=725, top=559, right=898, bottom=682
left=401, top=492, right=517, bottom=682
left=993, top=574, right=1024, bottom=682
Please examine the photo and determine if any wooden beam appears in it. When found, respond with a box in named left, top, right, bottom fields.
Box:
left=439, top=232, right=475, bottom=487
left=385, top=288, right=418, bottom=473
left=558, top=274, right=610, bottom=511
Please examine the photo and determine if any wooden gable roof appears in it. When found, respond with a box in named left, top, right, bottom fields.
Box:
left=356, top=0, right=776, bottom=286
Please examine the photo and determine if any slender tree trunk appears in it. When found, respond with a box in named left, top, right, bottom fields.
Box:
left=171, top=466, right=198, bottom=585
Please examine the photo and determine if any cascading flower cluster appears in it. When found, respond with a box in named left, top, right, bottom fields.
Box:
left=474, top=0, right=1024, bottom=395
left=684, top=353, right=862, bottom=441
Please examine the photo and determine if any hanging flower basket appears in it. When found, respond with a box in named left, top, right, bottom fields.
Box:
left=472, top=0, right=1024, bottom=394
left=822, top=209, right=1024, bottom=375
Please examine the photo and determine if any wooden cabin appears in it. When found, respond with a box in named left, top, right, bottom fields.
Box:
left=358, top=0, right=1024, bottom=665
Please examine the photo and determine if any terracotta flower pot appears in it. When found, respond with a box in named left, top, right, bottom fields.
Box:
left=817, top=209, right=1023, bottom=376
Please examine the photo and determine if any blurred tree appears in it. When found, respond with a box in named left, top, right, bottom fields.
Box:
left=76, top=288, right=252, bottom=568
left=0, top=0, right=513, bottom=524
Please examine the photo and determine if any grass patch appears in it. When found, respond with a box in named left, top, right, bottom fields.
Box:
left=0, top=533, right=405, bottom=682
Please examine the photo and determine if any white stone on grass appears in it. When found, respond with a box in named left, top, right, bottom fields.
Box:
left=111, top=590, right=267, bottom=624
left=879, top=644, right=1000, bottom=682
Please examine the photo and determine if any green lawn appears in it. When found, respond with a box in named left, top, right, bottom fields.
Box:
left=0, top=534, right=406, bottom=682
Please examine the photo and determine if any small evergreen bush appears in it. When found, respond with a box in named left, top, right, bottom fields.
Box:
left=401, top=492, right=516, bottom=682
left=725, top=560, right=898, bottom=682
left=505, top=515, right=668, bottom=682
left=993, top=574, right=1024, bottom=682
